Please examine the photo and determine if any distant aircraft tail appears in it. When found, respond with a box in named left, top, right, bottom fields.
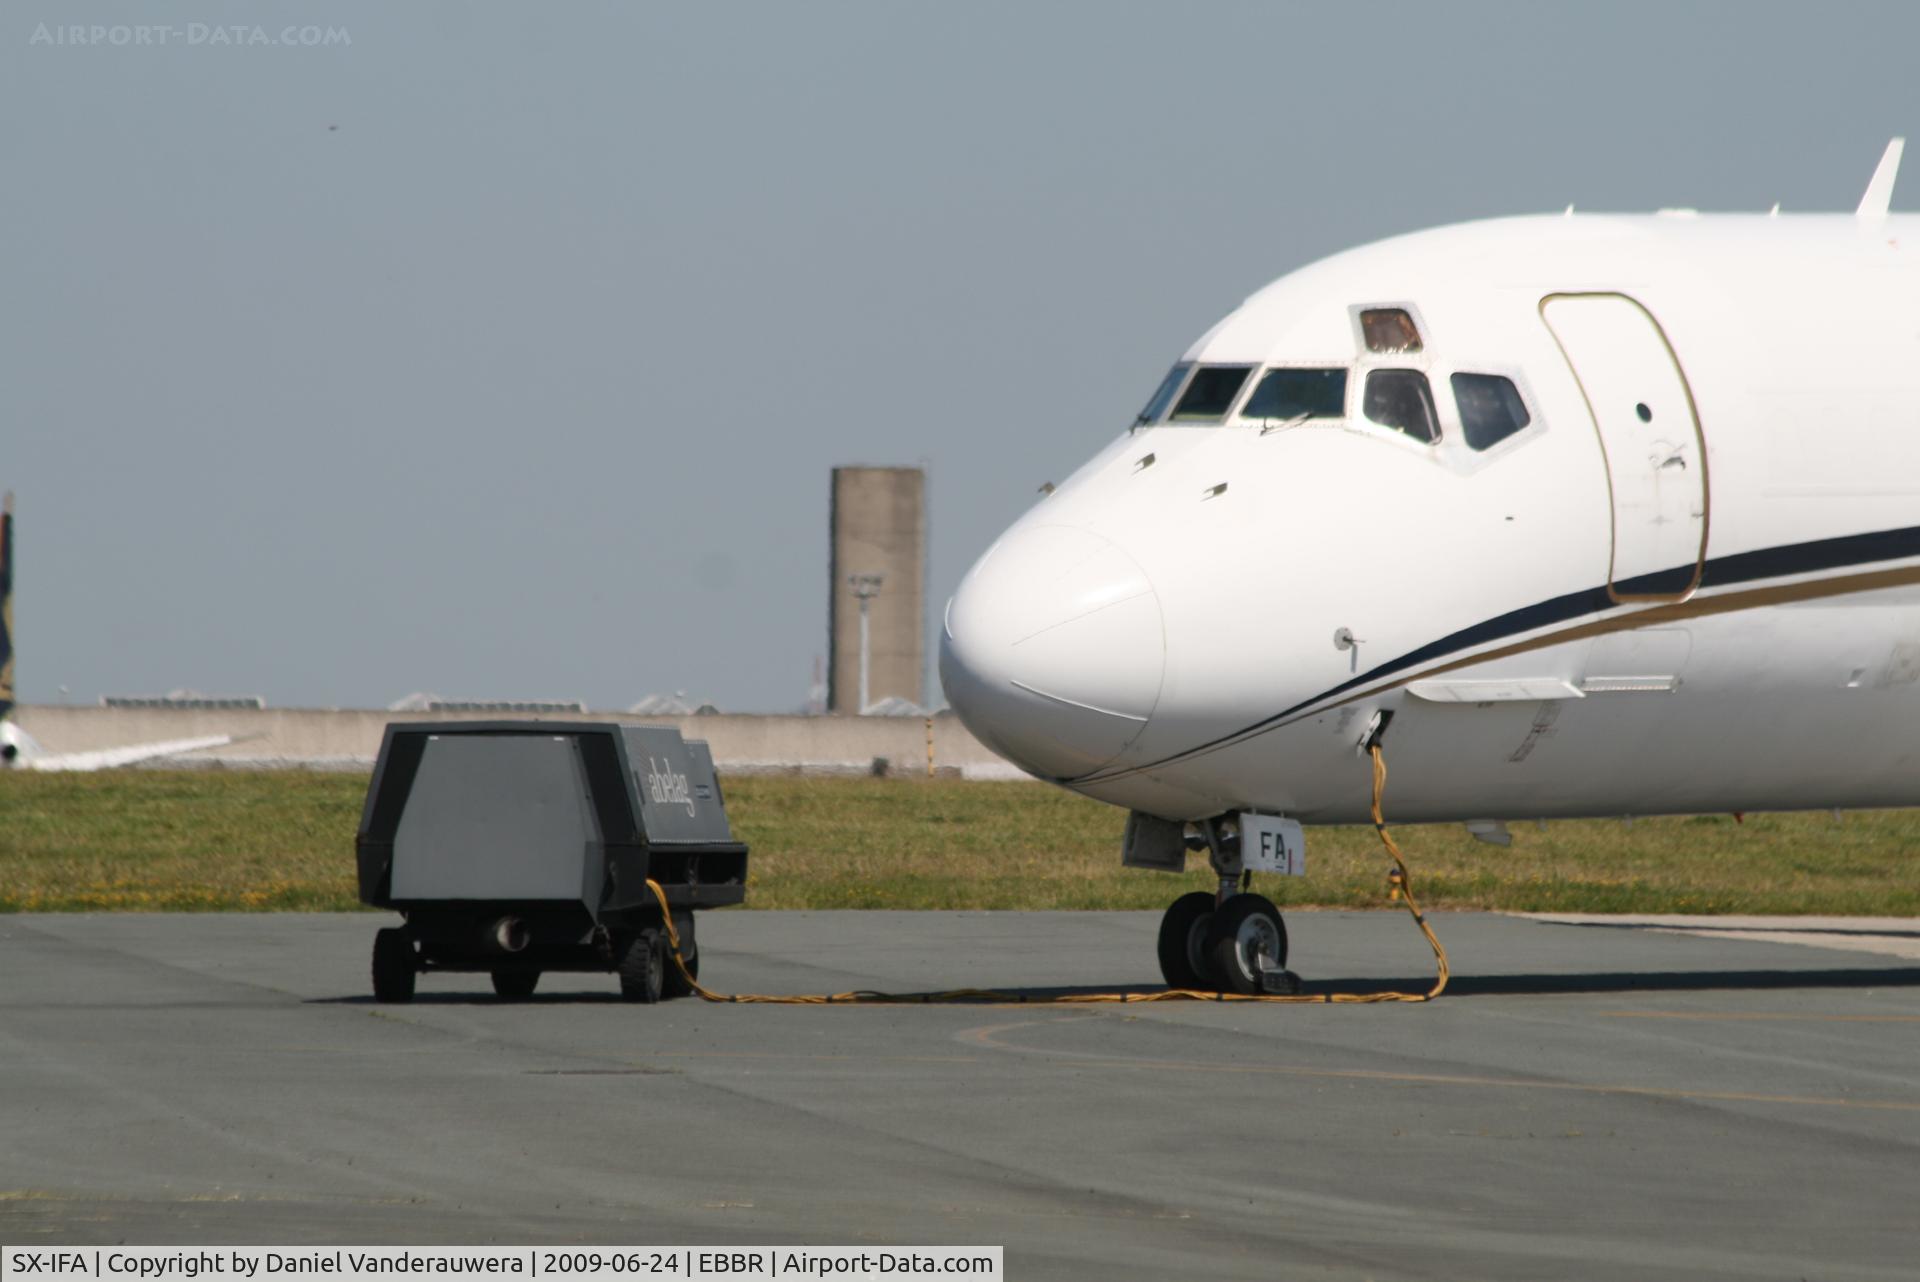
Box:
left=1, top=492, right=13, bottom=723
left=0, top=497, right=233, bottom=771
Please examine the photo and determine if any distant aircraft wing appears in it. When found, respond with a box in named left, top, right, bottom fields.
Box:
left=25, top=734, right=234, bottom=772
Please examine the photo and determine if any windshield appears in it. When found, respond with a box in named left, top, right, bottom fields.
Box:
left=1136, top=364, right=1190, bottom=425
left=1168, top=365, right=1253, bottom=422
left=1240, top=368, right=1348, bottom=421
left=1363, top=369, right=1439, bottom=443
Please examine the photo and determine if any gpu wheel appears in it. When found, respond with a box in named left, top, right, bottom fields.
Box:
left=372, top=928, right=417, bottom=1004
left=490, top=970, right=540, bottom=1000
left=618, top=930, right=665, bottom=1004
left=661, top=910, right=701, bottom=999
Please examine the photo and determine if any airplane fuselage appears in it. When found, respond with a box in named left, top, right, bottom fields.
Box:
left=942, top=212, right=1920, bottom=826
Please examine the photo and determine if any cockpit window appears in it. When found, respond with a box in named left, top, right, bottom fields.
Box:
left=1363, top=369, right=1439, bottom=443
left=1136, top=364, right=1190, bottom=425
left=1241, top=367, right=1347, bottom=422
left=1169, top=365, right=1253, bottom=422
left=1451, top=373, right=1531, bottom=450
left=1361, top=308, right=1423, bottom=353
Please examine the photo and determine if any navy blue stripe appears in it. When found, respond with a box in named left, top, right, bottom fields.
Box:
left=1610, top=566, right=1697, bottom=597
left=1273, top=585, right=1616, bottom=723
left=1699, top=523, right=1920, bottom=590
left=1074, top=522, right=1920, bottom=785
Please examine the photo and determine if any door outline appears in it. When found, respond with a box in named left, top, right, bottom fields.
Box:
left=1540, top=291, right=1711, bottom=604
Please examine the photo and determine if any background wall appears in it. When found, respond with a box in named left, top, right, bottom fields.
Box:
left=15, top=706, right=1021, bottom=778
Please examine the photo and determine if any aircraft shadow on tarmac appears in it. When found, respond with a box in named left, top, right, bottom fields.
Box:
left=980, top=969, right=1920, bottom=999
left=307, top=966, right=1920, bottom=1005
left=311, top=993, right=627, bottom=1006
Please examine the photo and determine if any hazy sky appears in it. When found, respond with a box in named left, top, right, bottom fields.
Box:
left=4, top=1, right=1914, bottom=711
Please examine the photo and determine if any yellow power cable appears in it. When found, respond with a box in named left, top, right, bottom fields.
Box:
left=643, top=743, right=1448, bottom=1005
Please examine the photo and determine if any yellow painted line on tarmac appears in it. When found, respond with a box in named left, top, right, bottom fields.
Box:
left=655, top=1051, right=983, bottom=1065
left=1598, top=1010, right=1920, bottom=1024
left=0, top=1189, right=416, bottom=1205
left=955, top=1016, right=1920, bottom=1113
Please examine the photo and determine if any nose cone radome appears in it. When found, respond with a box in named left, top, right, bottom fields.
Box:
left=940, top=524, right=1165, bottom=779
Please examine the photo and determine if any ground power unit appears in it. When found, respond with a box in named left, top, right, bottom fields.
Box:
left=355, top=721, right=748, bottom=1002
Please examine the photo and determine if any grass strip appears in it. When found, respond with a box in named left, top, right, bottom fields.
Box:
left=2, top=771, right=1915, bottom=915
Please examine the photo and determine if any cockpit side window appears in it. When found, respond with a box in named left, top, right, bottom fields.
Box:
left=1451, top=373, right=1531, bottom=450
left=1240, top=368, right=1347, bottom=422
left=1169, top=365, right=1253, bottom=422
left=1137, top=364, right=1190, bottom=425
left=1362, top=369, right=1439, bottom=443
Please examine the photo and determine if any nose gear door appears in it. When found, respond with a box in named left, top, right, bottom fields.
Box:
left=1542, top=293, right=1709, bottom=602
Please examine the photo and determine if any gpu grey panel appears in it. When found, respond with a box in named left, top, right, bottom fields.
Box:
left=391, top=735, right=599, bottom=900
left=623, top=726, right=732, bottom=844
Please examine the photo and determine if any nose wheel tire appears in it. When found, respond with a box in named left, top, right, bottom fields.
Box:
left=1205, top=893, right=1288, bottom=995
left=1157, top=892, right=1220, bottom=990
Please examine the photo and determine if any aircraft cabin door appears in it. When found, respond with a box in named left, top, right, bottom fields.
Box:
left=1542, top=293, right=1708, bottom=601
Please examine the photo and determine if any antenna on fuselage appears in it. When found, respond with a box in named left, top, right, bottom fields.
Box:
left=1857, top=137, right=1904, bottom=218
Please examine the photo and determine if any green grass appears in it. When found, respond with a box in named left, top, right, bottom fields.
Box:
left=2, top=770, right=1917, bottom=914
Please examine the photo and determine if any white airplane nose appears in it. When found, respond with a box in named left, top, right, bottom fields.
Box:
left=940, top=523, right=1165, bottom=779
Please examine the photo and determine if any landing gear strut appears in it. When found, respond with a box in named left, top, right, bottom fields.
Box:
left=1155, top=818, right=1296, bottom=994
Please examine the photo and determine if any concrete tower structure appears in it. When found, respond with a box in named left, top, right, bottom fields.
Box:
left=828, top=467, right=925, bottom=713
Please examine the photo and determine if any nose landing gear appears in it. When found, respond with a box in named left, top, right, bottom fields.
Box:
left=1156, top=889, right=1292, bottom=993
left=1154, top=818, right=1298, bottom=995
left=1205, top=892, right=1288, bottom=993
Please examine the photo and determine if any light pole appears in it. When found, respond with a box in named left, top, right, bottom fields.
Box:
left=848, top=573, right=885, bottom=714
